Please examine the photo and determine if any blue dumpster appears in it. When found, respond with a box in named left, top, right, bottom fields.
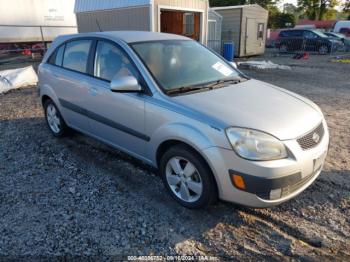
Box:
left=223, top=42, right=235, bottom=61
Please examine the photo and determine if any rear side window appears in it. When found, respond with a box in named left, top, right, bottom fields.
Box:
left=291, top=30, right=303, bottom=37
left=62, top=40, right=92, bottom=73
left=279, top=31, right=290, bottom=37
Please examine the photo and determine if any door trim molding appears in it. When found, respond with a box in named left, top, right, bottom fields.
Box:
left=59, top=98, right=151, bottom=142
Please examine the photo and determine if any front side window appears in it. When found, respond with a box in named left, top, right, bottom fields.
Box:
left=94, top=41, right=139, bottom=82
left=132, top=40, right=242, bottom=92
left=63, top=40, right=92, bottom=73
left=304, top=31, right=318, bottom=39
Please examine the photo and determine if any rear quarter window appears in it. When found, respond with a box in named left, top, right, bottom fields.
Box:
left=48, top=45, right=65, bottom=66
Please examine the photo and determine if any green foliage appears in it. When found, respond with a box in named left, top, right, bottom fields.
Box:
left=297, top=0, right=339, bottom=20
left=209, top=0, right=279, bottom=8
left=269, top=12, right=296, bottom=29
left=209, top=0, right=245, bottom=6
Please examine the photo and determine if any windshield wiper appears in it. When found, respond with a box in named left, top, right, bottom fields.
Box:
left=166, top=86, right=203, bottom=95
left=202, top=78, right=243, bottom=89
left=166, top=77, right=247, bottom=95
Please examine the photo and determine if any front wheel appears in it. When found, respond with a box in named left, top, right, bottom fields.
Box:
left=159, top=145, right=218, bottom=209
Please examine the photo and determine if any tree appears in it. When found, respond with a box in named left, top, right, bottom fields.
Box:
left=268, top=6, right=296, bottom=29
left=283, top=3, right=298, bottom=14
left=297, top=0, right=339, bottom=20
left=209, top=0, right=245, bottom=6
left=209, top=0, right=279, bottom=8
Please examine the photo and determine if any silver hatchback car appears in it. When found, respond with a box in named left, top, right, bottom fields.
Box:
left=38, top=31, right=329, bottom=208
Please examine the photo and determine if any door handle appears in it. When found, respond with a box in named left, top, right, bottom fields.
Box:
left=89, top=87, right=99, bottom=96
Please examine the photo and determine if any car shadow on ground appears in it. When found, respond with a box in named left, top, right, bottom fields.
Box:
left=1, top=116, right=349, bottom=259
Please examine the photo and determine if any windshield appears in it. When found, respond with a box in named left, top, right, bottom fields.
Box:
left=330, top=33, right=344, bottom=38
left=311, top=30, right=329, bottom=38
left=131, top=40, right=242, bottom=92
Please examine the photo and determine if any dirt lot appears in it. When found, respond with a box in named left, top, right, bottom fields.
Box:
left=0, top=54, right=349, bottom=260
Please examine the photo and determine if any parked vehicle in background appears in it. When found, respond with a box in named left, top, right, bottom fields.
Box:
left=333, top=20, right=350, bottom=35
left=266, top=29, right=281, bottom=48
left=324, top=32, right=350, bottom=51
left=39, top=31, right=329, bottom=209
left=275, top=29, right=343, bottom=54
left=339, top=28, right=350, bottom=37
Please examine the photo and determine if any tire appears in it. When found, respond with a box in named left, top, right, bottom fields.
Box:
left=318, top=45, right=329, bottom=55
left=159, top=145, right=218, bottom=209
left=44, top=99, right=69, bottom=137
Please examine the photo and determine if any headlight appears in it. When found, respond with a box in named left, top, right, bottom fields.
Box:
left=226, top=127, right=288, bottom=161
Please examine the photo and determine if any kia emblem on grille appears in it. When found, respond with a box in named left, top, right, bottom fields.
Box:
left=312, top=132, right=320, bottom=143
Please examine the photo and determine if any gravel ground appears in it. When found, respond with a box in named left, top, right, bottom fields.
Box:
left=0, top=54, right=349, bottom=260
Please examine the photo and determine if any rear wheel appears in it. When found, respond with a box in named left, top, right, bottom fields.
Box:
left=159, top=145, right=218, bottom=209
left=44, top=99, right=69, bottom=137
left=318, top=44, right=329, bottom=55
left=279, top=44, right=288, bottom=52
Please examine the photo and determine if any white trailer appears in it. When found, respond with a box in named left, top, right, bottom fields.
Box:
left=0, top=0, right=77, bottom=44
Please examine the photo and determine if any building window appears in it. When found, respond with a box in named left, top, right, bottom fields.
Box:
left=183, top=13, right=194, bottom=36
left=257, top=23, right=264, bottom=39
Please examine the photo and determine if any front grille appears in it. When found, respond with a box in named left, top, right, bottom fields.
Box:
left=297, top=123, right=324, bottom=150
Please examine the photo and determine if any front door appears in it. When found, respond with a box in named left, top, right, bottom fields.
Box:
left=84, top=40, right=147, bottom=158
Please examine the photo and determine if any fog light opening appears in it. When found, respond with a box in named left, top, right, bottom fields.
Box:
left=231, top=174, right=246, bottom=190
left=270, top=188, right=282, bottom=200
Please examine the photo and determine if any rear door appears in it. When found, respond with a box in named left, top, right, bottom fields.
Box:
left=46, top=39, right=93, bottom=132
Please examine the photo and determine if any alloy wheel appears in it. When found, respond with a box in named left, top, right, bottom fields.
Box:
left=165, top=157, right=203, bottom=203
left=279, top=44, right=288, bottom=52
left=46, top=104, right=61, bottom=134
left=319, top=45, right=328, bottom=55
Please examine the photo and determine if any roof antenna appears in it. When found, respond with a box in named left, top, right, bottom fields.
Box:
left=96, top=19, right=102, bottom=32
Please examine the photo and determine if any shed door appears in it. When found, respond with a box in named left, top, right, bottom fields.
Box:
left=245, top=18, right=257, bottom=55
left=160, top=11, right=200, bottom=41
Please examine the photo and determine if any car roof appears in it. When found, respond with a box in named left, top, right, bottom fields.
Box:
left=55, top=31, right=190, bottom=44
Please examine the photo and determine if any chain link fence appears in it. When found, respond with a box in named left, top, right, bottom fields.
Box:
left=0, top=44, right=46, bottom=71
left=207, top=40, right=222, bottom=55
left=0, top=25, right=76, bottom=71
left=271, top=32, right=350, bottom=58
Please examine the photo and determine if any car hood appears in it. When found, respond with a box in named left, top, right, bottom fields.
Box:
left=172, top=79, right=323, bottom=140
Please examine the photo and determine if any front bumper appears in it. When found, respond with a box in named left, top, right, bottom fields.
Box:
left=201, top=121, right=329, bottom=208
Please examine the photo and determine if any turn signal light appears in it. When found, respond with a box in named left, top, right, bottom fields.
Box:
left=231, top=174, right=246, bottom=190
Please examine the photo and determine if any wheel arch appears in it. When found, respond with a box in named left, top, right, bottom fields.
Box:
left=155, top=139, right=219, bottom=197
left=41, top=94, right=52, bottom=106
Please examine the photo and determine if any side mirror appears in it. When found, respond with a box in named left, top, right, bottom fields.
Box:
left=230, top=61, right=238, bottom=69
left=110, top=76, right=142, bottom=92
